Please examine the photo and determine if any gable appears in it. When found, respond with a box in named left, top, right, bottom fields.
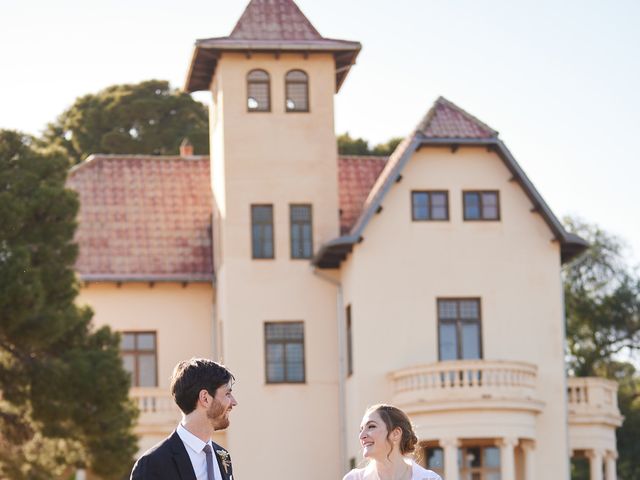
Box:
left=312, top=97, right=588, bottom=268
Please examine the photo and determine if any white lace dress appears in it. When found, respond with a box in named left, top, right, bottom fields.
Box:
left=343, top=460, right=443, bottom=480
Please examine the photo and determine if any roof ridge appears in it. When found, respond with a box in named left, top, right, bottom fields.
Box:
left=339, top=154, right=389, bottom=161
left=229, top=0, right=322, bottom=41
left=68, top=154, right=209, bottom=177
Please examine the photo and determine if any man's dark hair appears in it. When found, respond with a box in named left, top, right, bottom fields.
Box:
left=170, top=358, right=234, bottom=414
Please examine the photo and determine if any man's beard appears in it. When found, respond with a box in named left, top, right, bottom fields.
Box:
left=207, top=399, right=230, bottom=430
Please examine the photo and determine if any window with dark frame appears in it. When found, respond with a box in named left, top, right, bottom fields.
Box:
left=437, top=299, right=482, bottom=361
left=290, top=204, right=313, bottom=259
left=459, top=446, right=501, bottom=480
left=247, top=69, right=271, bottom=112
left=424, top=447, right=444, bottom=477
left=264, top=322, right=305, bottom=383
left=285, top=70, right=309, bottom=112
left=412, top=191, right=449, bottom=221
left=463, top=191, right=500, bottom=220
left=251, top=204, right=274, bottom=259
left=120, top=332, right=157, bottom=387
left=346, top=304, right=353, bottom=376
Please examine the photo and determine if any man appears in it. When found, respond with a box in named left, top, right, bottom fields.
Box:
left=130, top=358, right=238, bottom=480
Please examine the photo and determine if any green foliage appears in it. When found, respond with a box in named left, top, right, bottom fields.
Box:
left=337, top=132, right=403, bottom=156
left=563, top=217, right=640, bottom=376
left=563, top=217, right=640, bottom=480
left=0, top=130, right=137, bottom=479
left=41, top=80, right=209, bottom=164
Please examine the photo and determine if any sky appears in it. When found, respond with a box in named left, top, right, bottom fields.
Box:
left=2, top=0, right=639, bottom=265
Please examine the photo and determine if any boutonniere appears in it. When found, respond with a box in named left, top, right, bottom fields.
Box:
left=215, top=448, right=231, bottom=474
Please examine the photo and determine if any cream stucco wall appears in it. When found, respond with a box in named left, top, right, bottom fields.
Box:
left=341, top=147, right=569, bottom=477
left=209, top=52, right=342, bottom=480
left=77, top=282, right=215, bottom=454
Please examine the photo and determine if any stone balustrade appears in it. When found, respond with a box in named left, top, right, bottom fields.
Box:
left=390, top=359, right=542, bottom=412
left=567, top=377, right=622, bottom=427
left=130, top=387, right=181, bottom=433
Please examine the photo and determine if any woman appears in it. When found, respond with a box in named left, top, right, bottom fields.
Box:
left=343, top=404, right=442, bottom=480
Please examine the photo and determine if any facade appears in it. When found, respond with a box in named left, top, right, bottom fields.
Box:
left=68, top=1, right=622, bottom=479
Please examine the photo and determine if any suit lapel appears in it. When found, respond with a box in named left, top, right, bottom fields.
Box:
left=212, top=442, right=233, bottom=480
left=169, top=431, right=197, bottom=480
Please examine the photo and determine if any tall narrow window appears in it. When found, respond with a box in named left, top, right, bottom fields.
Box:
left=424, top=447, right=444, bottom=477
left=412, top=191, right=449, bottom=221
left=290, top=204, right=313, bottom=259
left=346, top=304, right=353, bottom=376
left=264, top=322, right=305, bottom=383
left=463, top=191, right=500, bottom=220
left=459, top=446, right=500, bottom=479
left=251, top=204, right=274, bottom=259
left=247, top=69, right=271, bottom=112
left=121, top=332, right=157, bottom=387
left=285, top=70, right=309, bottom=112
left=437, top=299, right=482, bottom=361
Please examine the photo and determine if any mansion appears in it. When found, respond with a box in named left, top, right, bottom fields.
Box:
left=67, top=1, right=622, bottom=479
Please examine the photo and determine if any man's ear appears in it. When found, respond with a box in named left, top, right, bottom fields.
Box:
left=198, top=389, right=210, bottom=406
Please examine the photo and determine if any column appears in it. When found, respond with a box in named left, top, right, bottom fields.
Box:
left=440, top=437, right=460, bottom=480
left=499, top=437, right=518, bottom=480
left=521, top=440, right=536, bottom=480
left=605, top=451, right=617, bottom=480
left=587, top=449, right=604, bottom=480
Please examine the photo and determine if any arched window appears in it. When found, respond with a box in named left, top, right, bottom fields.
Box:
left=247, top=69, right=270, bottom=112
left=285, top=70, right=309, bottom=112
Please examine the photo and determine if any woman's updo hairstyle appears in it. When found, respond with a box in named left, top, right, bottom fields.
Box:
left=366, top=404, right=418, bottom=455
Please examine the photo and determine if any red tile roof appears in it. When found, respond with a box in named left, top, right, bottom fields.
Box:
left=338, top=155, right=388, bottom=234
left=230, top=0, right=322, bottom=41
left=68, top=154, right=387, bottom=279
left=417, top=96, right=498, bottom=139
left=67, top=155, right=213, bottom=282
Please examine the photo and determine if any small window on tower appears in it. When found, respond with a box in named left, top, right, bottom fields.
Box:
left=285, top=70, right=309, bottom=112
left=247, top=69, right=271, bottom=112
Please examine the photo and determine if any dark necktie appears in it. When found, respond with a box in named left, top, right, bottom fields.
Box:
left=202, top=444, right=215, bottom=480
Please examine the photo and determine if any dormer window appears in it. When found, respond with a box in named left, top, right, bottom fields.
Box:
left=247, top=69, right=271, bottom=112
left=285, top=70, right=309, bottom=112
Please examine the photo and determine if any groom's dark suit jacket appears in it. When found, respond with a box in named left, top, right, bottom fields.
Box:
left=130, top=431, right=233, bottom=480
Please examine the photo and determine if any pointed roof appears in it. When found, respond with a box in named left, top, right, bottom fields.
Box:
left=230, top=0, right=322, bottom=41
left=417, top=96, right=498, bottom=139
left=313, top=96, right=588, bottom=268
left=184, top=0, right=360, bottom=93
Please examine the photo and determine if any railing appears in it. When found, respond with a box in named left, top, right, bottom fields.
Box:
left=390, top=360, right=540, bottom=410
left=130, top=387, right=181, bottom=431
left=567, top=377, right=622, bottom=424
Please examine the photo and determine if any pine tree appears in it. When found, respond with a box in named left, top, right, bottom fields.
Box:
left=0, top=130, right=137, bottom=479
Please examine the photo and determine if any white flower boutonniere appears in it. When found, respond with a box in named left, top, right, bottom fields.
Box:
left=216, top=448, right=231, bottom=474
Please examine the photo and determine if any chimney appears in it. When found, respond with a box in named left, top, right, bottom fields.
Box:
left=180, top=138, right=194, bottom=157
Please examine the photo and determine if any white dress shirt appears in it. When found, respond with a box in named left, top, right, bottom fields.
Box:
left=176, top=423, right=224, bottom=480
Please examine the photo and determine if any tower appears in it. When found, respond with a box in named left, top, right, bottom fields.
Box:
left=185, top=1, right=360, bottom=477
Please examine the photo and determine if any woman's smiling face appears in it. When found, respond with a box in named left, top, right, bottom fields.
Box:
left=359, top=410, right=391, bottom=459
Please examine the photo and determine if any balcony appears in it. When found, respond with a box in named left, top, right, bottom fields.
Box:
left=130, top=387, right=181, bottom=436
left=390, top=359, right=543, bottom=414
left=567, top=377, right=622, bottom=426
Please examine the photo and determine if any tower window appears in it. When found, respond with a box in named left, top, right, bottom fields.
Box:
left=285, top=70, right=309, bottom=112
left=290, top=204, right=313, bottom=259
left=247, top=69, right=271, bottom=112
left=251, top=204, right=274, bottom=259
left=264, top=322, right=305, bottom=383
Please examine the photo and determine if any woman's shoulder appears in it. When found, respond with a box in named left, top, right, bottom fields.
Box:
left=411, top=461, right=443, bottom=480
left=342, top=468, right=365, bottom=480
